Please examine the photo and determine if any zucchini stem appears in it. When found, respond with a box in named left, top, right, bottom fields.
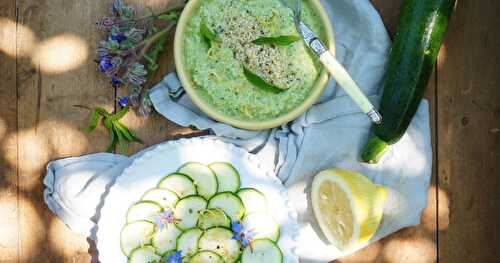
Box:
left=361, top=135, right=390, bottom=164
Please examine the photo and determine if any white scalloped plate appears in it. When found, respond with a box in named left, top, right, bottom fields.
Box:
left=97, top=137, right=299, bottom=263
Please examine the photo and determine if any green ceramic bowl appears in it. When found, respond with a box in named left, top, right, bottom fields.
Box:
left=174, top=0, right=335, bottom=131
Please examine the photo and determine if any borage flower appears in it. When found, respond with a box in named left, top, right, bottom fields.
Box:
left=95, top=0, right=184, bottom=117
left=111, top=76, right=122, bottom=87
left=154, top=210, right=181, bottom=231
left=164, top=251, right=182, bottom=263
left=98, top=56, right=113, bottom=73
left=111, top=32, right=127, bottom=43
left=118, top=96, right=129, bottom=108
left=231, top=221, right=256, bottom=250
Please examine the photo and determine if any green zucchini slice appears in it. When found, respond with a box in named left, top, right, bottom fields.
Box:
left=190, top=250, right=224, bottom=263
left=197, top=208, right=231, bottom=230
left=208, top=192, right=245, bottom=221
left=178, top=162, right=219, bottom=200
left=152, top=224, right=182, bottom=255
left=142, top=188, right=179, bottom=210
left=128, top=245, right=161, bottom=263
left=158, top=173, right=197, bottom=198
left=209, top=162, right=241, bottom=193
left=237, top=188, right=268, bottom=215
left=120, top=220, right=155, bottom=257
left=198, top=227, right=242, bottom=263
left=241, top=212, right=280, bottom=241
left=241, top=238, right=283, bottom=263
left=173, top=195, right=207, bottom=230
left=177, top=227, right=203, bottom=259
left=126, top=201, right=162, bottom=223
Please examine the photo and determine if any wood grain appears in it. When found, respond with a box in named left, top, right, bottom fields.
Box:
left=437, top=0, right=500, bottom=261
left=0, top=0, right=19, bottom=261
left=15, top=0, right=113, bottom=261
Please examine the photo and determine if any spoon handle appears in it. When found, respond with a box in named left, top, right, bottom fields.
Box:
left=319, top=51, right=382, bottom=124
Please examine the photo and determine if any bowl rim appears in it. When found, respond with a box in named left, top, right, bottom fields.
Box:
left=174, top=0, right=335, bottom=131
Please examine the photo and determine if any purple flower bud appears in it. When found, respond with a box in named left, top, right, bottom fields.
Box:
left=96, top=17, right=116, bottom=30
left=111, top=0, right=124, bottom=16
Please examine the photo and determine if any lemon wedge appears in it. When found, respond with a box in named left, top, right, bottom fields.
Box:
left=311, top=168, right=387, bottom=251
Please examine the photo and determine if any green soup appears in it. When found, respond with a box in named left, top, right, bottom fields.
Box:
left=184, top=0, right=326, bottom=120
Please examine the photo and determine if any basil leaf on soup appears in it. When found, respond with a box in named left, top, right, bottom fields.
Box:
left=252, top=35, right=301, bottom=46
left=243, top=67, right=284, bottom=94
left=200, top=20, right=217, bottom=46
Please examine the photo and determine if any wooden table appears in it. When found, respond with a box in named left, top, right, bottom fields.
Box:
left=0, top=0, right=498, bottom=262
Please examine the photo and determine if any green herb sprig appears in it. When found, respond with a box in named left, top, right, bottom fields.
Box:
left=243, top=67, right=284, bottom=94
left=86, top=106, right=143, bottom=152
left=252, top=35, right=300, bottom=46
left=200, top=21, right=218, bottom=47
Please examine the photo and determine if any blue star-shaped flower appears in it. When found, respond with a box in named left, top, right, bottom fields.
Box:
left=164, top=251, right=182, bottom=263
left=230, top=221, right=256, bottom=247
left=118, top=97, right=129, bottom=108
left=111, top=77, right=122, bottom=87
left=155, top=210, right=180, bottom=231
left=99, top=57, right=113, bottom=73
left=111, top=33, right=127, bottom=43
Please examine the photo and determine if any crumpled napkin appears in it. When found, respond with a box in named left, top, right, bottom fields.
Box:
left=43, top=0, right=433, bottom=262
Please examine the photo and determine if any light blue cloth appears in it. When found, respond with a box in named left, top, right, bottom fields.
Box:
left=43, top=0, right=433, bottom=262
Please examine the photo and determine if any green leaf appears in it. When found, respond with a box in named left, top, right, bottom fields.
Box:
left=112, top=122, right=127, bottom=153
left=252, top=35, right=301, bottom=46
left=158, top=11, right=180, bottom=22
left=85, top=109, right=102, bottom=133
left=114, top=122, right=143, bottom=144
left=95, top=107, right=112, bottom=118
left=200, top=20, right=217, bottom=46
left=144, top=33, right=168, bottom=73
left=106, top=128, right=118, bottom=153
left=243, top=67, right=284, bottom=94
left=110, top=106, right=129, bottom=121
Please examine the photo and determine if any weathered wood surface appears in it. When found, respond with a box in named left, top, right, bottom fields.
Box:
left=0, top=0, right=498, bottom=262
left=436, top=0, right=500, bottom=261
left=0, top=0, right=19, bottom=261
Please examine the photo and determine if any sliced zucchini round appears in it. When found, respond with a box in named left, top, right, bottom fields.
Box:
left=209, top=162, right=241, bottom=193
left=126, top=201, right=163, bottom=223
left=128, top=245, right=161, bottom=263
left=152, top=224, right=182, bottom=255
left=198, top=227, right=241, bottom=263
left=158, top=173, right=197, bottom=198
left=237, top=188, right=268, bottom=215
left=142, top=188, right=179, bottom=210
left=197, top=208, right=231, bottom=230
left=177, top=227, right=203, bottom=259
left=120, top=220, right=155, bottom=257
left=208, top=192, right=245, bottom=221
left=178, top=162, right=218, bottom=200
left=241, top=212, right=280, bottom=241
left=241, top=238, right=283, bottom=263
left=190, top=250, right=224, bottom=263
left=173, top=195, right=207, bottom=230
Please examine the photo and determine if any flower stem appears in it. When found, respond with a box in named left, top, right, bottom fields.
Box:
left=138, top=23, right=175, bottom=59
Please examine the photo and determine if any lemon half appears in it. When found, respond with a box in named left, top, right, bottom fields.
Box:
left=311, top=168, right=387, bottom=251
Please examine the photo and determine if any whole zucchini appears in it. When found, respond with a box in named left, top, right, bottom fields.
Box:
left=361, top=0, right=455, bottom=163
